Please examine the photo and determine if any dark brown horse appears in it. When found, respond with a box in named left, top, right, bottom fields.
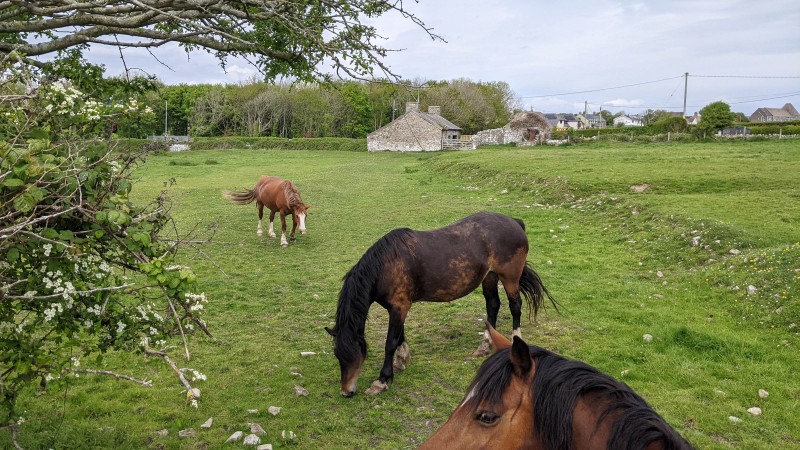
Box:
left=325, top=212, right=556, bottom=397
left=223, top=176, right=309, bottom=247
left=421, top=324, right=695, bottom=450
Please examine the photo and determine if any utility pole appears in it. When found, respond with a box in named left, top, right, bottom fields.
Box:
left=682, top=72, right=689, bottom=118
left=584, top=101, right=588, bottom=116
left=164, top=100, right=168, bottom=136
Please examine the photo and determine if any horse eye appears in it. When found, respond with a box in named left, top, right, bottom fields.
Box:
left=476, top=411, right=500, bottom=426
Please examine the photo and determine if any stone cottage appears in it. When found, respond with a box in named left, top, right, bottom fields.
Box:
left=749, top=103, right=799, bottom=122
left=367, top=102, right=462, bottom=152
left=472, top=111, right=552, bottom=146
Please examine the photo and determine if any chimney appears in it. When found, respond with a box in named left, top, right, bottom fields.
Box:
left=428, top=106, right=441, bottom=116
left=405, top=102, right=420, bottom=113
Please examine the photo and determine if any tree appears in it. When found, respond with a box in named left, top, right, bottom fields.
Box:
left=698, top=101, right=734, bottom=134
left=1, top=1, right=435, bottom=444
left=0, top=1, right=438, bottom=83
left=599, top=110, right=619, bottom=127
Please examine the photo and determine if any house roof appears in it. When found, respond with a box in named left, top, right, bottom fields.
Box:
left=417, top=111, right=461, bottom=130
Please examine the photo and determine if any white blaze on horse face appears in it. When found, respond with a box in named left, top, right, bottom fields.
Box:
left=460, top=386, right=478, bottom=408
left=298, top=213, right=307, bottom=235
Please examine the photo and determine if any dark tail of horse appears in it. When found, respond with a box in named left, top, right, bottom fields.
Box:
left=519, top=263, right=558, bottom=319
left=222, top=188, right=257, bottom=205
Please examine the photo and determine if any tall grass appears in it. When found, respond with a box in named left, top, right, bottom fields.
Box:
left=5, top=140, right=799, bottom=449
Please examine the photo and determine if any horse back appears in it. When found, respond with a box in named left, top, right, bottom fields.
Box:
left=378, top=212, right=529, bottom=303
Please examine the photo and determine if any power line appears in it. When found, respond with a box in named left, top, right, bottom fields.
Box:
left=690, top=74, right=800, bottom=79
left=519, top=75, right=684, bottom=98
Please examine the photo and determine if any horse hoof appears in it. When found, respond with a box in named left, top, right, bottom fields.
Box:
left=268, top=232, right=277, bottom=238
left=257, top=231, right=263, bottom=237
left=393, top=361, right=406, bottom=371
left=289, top=236, right=296, bottom=242
left=365, top=380, right=388, bottom=395
left=281, top=243, right=288, bottom=248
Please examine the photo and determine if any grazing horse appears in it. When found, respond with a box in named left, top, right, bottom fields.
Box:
left=325, top=212, right=556, bottom=397
left=420, top=324, right=695, bottom=450
left=223, top=176, right=309, bottom=247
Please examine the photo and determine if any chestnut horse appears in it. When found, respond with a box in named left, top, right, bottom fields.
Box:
left=421, top=324, right=695, bottom=450
left=325, top=212, right=557, bottom=397
left=223, top=176, right=309, bottom=247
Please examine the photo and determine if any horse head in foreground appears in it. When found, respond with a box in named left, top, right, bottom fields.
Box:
left=223, top=175, right=309, bottom=247
left=420, top=323, right=695, bottom=450
left=325, top=212, right=557, bottom=397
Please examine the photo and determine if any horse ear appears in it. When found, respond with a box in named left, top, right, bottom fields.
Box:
left=324, top=326, right=336, bottom=337
left=485, top=321, right=512, bottom=350
left=510, top=336, right=533, bottom=377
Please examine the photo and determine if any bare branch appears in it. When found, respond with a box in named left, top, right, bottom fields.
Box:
left=66, top=368, right=153, bottom=387
left=143, top=347, right=193, bottom=392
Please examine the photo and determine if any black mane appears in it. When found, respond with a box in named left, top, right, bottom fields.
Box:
left=329, top=228, right=414, bottom=366
left=464, top=346, right=694, bottom=450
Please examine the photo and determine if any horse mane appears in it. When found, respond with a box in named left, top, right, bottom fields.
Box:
left=464, top=346, right=694, bottom=450
left=329, top=228, right=415, bottom=366
left=281, top=180, right=306, bottom=209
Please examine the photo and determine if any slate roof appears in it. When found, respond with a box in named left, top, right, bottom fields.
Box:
left=418, top=111, right=461, bottom=130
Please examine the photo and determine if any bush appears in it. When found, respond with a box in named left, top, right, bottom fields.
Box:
left=190, top=136, right=367, bottom=152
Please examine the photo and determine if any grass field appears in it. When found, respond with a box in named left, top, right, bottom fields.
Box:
left=5, top=139, right=800, bottom=449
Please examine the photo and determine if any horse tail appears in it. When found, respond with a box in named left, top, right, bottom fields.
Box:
left=222, top=188, right=258, bottom=205
left=519, top=263, right=558, bottom=319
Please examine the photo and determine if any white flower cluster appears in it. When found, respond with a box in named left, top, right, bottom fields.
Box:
left=43, top=302, right=64, bottom=322
left=190, top=369, right=207, bottom=382
left=112, top=98, right=152, bottom=115
left=73, top=254, right=112, bottom=281
left=185, top=292, right=207, bottom=312
left=42, top=269, right=77, bottom=301
left=136, top=303, right=164, bottom=322
left=42, top=81, right=84, bottom=117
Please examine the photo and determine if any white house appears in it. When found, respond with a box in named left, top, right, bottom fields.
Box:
left=613, top=114, right=644, bottom=127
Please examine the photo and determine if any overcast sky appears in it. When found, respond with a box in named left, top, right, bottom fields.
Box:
left=88, top=0, right=800, bottom=116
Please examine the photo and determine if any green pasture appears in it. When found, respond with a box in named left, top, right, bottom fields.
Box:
left=6, top=140, right=800, bottom=449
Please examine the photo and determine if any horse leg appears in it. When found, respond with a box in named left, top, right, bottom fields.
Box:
left=267, top=210, right=277, bottom=238
left=289, top=215, right=298, bottom=242
left=279, top=212, right=289, bottom=247
left=499, top=274, right=524, bottom=339
left=393, top=328, right=410, bottom=371
left=257, top=202, right=264, bottom=237
left=366, top=304, right=409, bottom=395
left=474, top=272, right=501, bottom=357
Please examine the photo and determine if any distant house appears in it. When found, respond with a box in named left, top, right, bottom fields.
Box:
left=577, top=113, right=607, bottom=128
left=543, top=113, right=583, bottom=129
left=613, top=114, right=644, bottom=127
left=367, top=102, right=463, bottom=152
left=749, top=103, right=800, bottom=122
left=686, top=112, right=701, bottom=125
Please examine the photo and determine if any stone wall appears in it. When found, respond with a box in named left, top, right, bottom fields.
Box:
left=472, top=127, right=526, bottom=146
left=367, top=114, right=442, bottom=151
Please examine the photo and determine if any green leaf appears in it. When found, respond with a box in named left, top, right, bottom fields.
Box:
left=13, top=192, right=36, bottom=213
left=2, top=178, right=25, bottom=188
left=6, top=247, right=20, bottom=262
